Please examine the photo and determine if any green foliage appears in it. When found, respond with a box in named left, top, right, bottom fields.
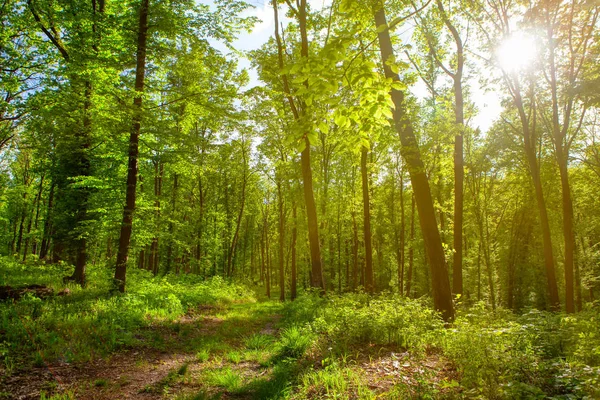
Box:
left=0, top=257, right=253, bottom=369
left=294, top=365, right=375, bottom=400
left=281, top=293, right=600, bottom=399
left=206, top=367, right=243, bottom=391
left=275, top=325, right=316, bottom=360
left=245, top=333, right=274, bottom=350
left=306, top=293, right=444, bottom=352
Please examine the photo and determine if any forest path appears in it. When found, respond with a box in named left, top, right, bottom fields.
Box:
left=3, top=299, right=284, bottom=400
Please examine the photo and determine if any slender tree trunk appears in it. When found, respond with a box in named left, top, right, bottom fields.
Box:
left=114, top=0, right=149, bottom=292
left=291, top=202, right=298, bottom=300
left=39, top=181, right=55, bottom=259
left=272, top=0, right=324, bottom=291
left=433, top=0, right=464, bottom=297
left=361, top=146, right=374, bottom=292
left=23, top=174, right=45, bottom=262
left=406, top=194, right=415, bottom=297
left=526, top=144, right=560, bottom=309
left=30, top=174, right=45, bottom=256
left=374, top=5, right=453, bottom=321
left=557, top=149, right=575, bottom=313
left=277, top=181, right=285, bottom=301
left=16, top=161, right=29, bottom=255
left=508, top=73, right=560, bottom=310
left=166, top=173, right=179, bottom=274
left=227, top=144, right=247, bottom=277
left=351, top=208, right=359, bottom=290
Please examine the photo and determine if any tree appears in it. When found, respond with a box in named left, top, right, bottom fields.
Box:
left=373, top=0, right=454, bottom=321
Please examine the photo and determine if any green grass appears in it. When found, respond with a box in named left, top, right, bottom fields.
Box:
left=206, top=367, right=243, bottom=391
left=3, top=256, right=600, bottom=400
left=0, top=256, right=254, bottom=371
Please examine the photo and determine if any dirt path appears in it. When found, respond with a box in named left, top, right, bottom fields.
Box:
left=1, top=301, right=283, bottom=400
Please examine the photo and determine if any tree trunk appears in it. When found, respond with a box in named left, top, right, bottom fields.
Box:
left=374, top=5, right=453, bottom=321
left=23, top=174, right=45, bottom=262
left=406, top=194, right=415, bottom=297
left=557, top=149, right=575, bottom=313
left=361, top=146, right=374, bottom=293
left=277, top=181, right=285, bottom=301
left=39, top=181, right=55, bottom=259
left=291, top=202, right=298, bottom=300
left=166, top=173, right=178, bottom=275
left=114, top=0, right=149, bottom=292
left=351, top=208, right=359, bottom=290
left=227, top=144, right=247, bottom=277
left=272, top=0, right=324, bottom=292
left=30, top=174, right=45, bottom=257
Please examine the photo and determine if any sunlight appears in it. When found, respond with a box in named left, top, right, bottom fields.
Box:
left=496, top=32, right=538, bottom=72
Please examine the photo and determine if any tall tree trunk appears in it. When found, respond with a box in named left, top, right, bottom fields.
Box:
left=149, top=160, right=163, bottom=275
left=406, top=194, right=415, bottom=297
left=227, top=143, right=247, bottom=277
left=114, top=0, right=149, bottom=292
left=277, top=181, right=285, bottom=301
left=556, top=149, right=575, bottom=313
left=30, top=174, right=45, bottom=257
left=23, top=174, right=45, bottom=262
left=374, top=5, right=453, bottom=321
left=351, top=208, right=359, bottom=290
left=166, top=173, right=178, bottom=274
left=509, top=76, right=560, bottom=310
left=291, top=202, right=298, bottom=300
left=16, top=160, right=29, bottom=256
left=433, top=0, right=464, bottom=297
left=39, top=181, right=55, bottom=259
left=361, top=146, right=374, bottom=293
left=272, top=0, right=324, bottom=291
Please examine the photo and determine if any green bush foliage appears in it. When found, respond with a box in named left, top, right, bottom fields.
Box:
left=281, top=292, right=600, bottom=399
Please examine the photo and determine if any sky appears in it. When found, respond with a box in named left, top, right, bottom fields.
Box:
left=216, top=0, right=503, bottom=133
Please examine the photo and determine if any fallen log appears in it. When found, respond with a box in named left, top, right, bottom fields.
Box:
left=0, top=284, right=54, bottom=301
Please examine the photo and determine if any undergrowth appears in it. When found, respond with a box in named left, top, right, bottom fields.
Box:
left=0, top=256, right=254, bottom=371
left=278, top=292, right=600, bottom=399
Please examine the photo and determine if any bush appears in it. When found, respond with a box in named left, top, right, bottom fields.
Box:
left=308, top=293, right=443, bottom=353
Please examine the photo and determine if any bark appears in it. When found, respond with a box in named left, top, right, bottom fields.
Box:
left=406, top=194, right=415, bottom=297
left=291, top=202, right=298, bottom=300
left=434, top=0, right=465, bottom=297
left=351, top=208, right=359, bottom=290
left=23, top=175, right=44, bottom=262
left=374, top=5, right=453, bottom=321
left=277, top=181, right=285, bottom=301
left=149, top=161, right=163, bottom=275
left=166, top=173, right=178, bottom=274
left=70, top=80, right=93, bottom=287
left=361, top=146, right=374, bottom=293
left=30, top=174, right=45, bottom=256
left=114, top=0, right=149, bottom=292
left=227, top=143, right=248, bottom=277
left=39, top=181, right=55, bottom=259
left=272, top=0, right=324, bottom=291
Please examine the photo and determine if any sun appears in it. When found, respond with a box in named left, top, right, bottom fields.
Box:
left=496, top=32, right=538, bottom=73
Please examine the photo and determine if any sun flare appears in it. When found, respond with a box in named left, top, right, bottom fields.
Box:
left=496, top=32, right=538, bottom=72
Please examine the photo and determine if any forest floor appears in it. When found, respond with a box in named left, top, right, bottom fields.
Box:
left=3, top=260, right=597, bottom=399
left=1, top=298, right=458, bottom=400
left=2, top=300, right=282, bottom=399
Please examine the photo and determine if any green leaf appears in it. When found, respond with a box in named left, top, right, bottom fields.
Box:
left=318, top=122, right=329, bottom=134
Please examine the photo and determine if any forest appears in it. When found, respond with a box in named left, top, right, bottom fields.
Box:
left=1, top=0, right=600, bottom=398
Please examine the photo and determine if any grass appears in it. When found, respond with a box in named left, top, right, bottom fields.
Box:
left=206, top=367, right=243, bottom=391
left=0, top=256, right=254, bottom=371
left=2, top=256, right=600, bottom=399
